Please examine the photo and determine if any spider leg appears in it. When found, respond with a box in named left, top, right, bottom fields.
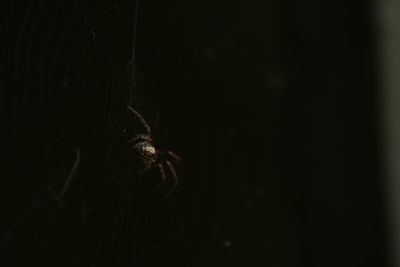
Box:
left=166, top=151, right=181, bottom=162
left=126, top=105, right=152, bottom=136
left=128, top=134, right=153, bottom=144
left=154, top=163, right=167, bottom=190
left=59, top=147, right=81, bottom=198
left=46, top=185, right=65, bottom=209
left=165, top=160, right=179, bottom=197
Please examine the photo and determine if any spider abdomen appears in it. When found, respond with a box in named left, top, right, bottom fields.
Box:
left=134, top=141, right=156, bottom=159
left=127, top=106, right=180, bottom=196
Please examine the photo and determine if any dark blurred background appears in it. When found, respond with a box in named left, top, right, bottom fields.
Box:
left=0, top=0, right=392, bottom=266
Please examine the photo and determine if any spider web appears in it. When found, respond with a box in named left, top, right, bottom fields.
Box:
left=1, top=0, right=198, bottom=266
left=1, top=0, right=297, bottom=266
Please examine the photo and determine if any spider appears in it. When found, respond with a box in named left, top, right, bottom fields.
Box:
left=127, top=105, right=181, bottom=196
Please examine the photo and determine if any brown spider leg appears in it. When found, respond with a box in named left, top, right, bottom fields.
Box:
left=60, top=147, right=81, bottom=198
left=165, top=160, right=179, bottom=197
left=126, top=105, right=152, bottom=136
left=166, top=151, right=181, bottom=162
left=128, top=134, right=153, bottom=144
left=154, top=163, right=167, bottom=190
left=46, top=185, right=65, bottom=209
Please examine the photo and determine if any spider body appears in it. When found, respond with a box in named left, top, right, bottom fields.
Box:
left=127, top=106, right=181, bottom=196
left=134, top=141, right=156, bottom=159
left=133, top=139, right=157, bottom=173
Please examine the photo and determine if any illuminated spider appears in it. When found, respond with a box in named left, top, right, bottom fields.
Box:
left=127, top=105, right=181, bottom=196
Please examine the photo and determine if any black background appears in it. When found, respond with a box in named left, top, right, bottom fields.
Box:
left=1, top=0, right=386, bottom=266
